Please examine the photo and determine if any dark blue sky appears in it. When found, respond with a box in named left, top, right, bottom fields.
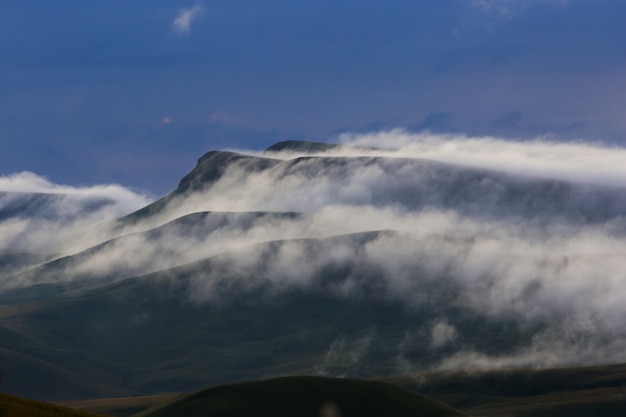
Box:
left=1, top=0, right=625, bottom=194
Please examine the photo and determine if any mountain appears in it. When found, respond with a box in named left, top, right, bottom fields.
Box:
left=2, top=140, right=626, bottom=408
left=121, top=145, right=626, bottom=229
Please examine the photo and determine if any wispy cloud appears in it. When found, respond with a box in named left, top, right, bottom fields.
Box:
left=470, top=0, right=569, bottom=19
left=172, top=5, right=203, bottom=35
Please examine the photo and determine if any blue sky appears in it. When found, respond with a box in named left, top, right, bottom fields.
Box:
left=1, top=0, right=625, bottom=194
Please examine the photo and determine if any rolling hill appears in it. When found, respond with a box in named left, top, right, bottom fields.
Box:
left=132, top=376, right=468, bottom=417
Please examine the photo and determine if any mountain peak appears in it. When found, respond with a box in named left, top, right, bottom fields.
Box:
left=177, top=151, right=279, bottom=193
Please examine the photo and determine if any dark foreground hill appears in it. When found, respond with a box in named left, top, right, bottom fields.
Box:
left=59, top=363, right=626, bottom=417
left=132, top=376, right=468, bottom=417
left=0, top=392, right=106, bottom=417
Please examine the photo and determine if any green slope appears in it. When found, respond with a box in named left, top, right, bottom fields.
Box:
left=0, top=392, right=107, bottom=417
left=132, top=376, right=468, bottom=417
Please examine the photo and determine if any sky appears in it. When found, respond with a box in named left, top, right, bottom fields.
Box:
left=1, top=0, right=625, bottom=195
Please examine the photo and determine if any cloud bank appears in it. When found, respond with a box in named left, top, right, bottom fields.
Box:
left=336, top=129, right=626, bottom=188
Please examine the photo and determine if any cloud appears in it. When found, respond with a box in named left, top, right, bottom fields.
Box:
left=471, top=0, right=522, bottom=18
left=172, top=5, right=203, bottom=35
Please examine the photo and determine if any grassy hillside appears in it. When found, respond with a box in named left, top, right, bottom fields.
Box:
left=0, top=392, right=107, bottom=417
left=132, top=376, right=468, bottom=417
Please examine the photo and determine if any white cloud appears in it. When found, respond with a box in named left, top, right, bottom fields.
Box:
left=172, top=5, right=203, bottom=35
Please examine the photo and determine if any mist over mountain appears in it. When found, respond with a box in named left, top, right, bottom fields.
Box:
left=1, top=133, right=626, bottom=401
left=0, top=192, right=116, bottom=223
left=0, top=172, right=151, bottom=255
